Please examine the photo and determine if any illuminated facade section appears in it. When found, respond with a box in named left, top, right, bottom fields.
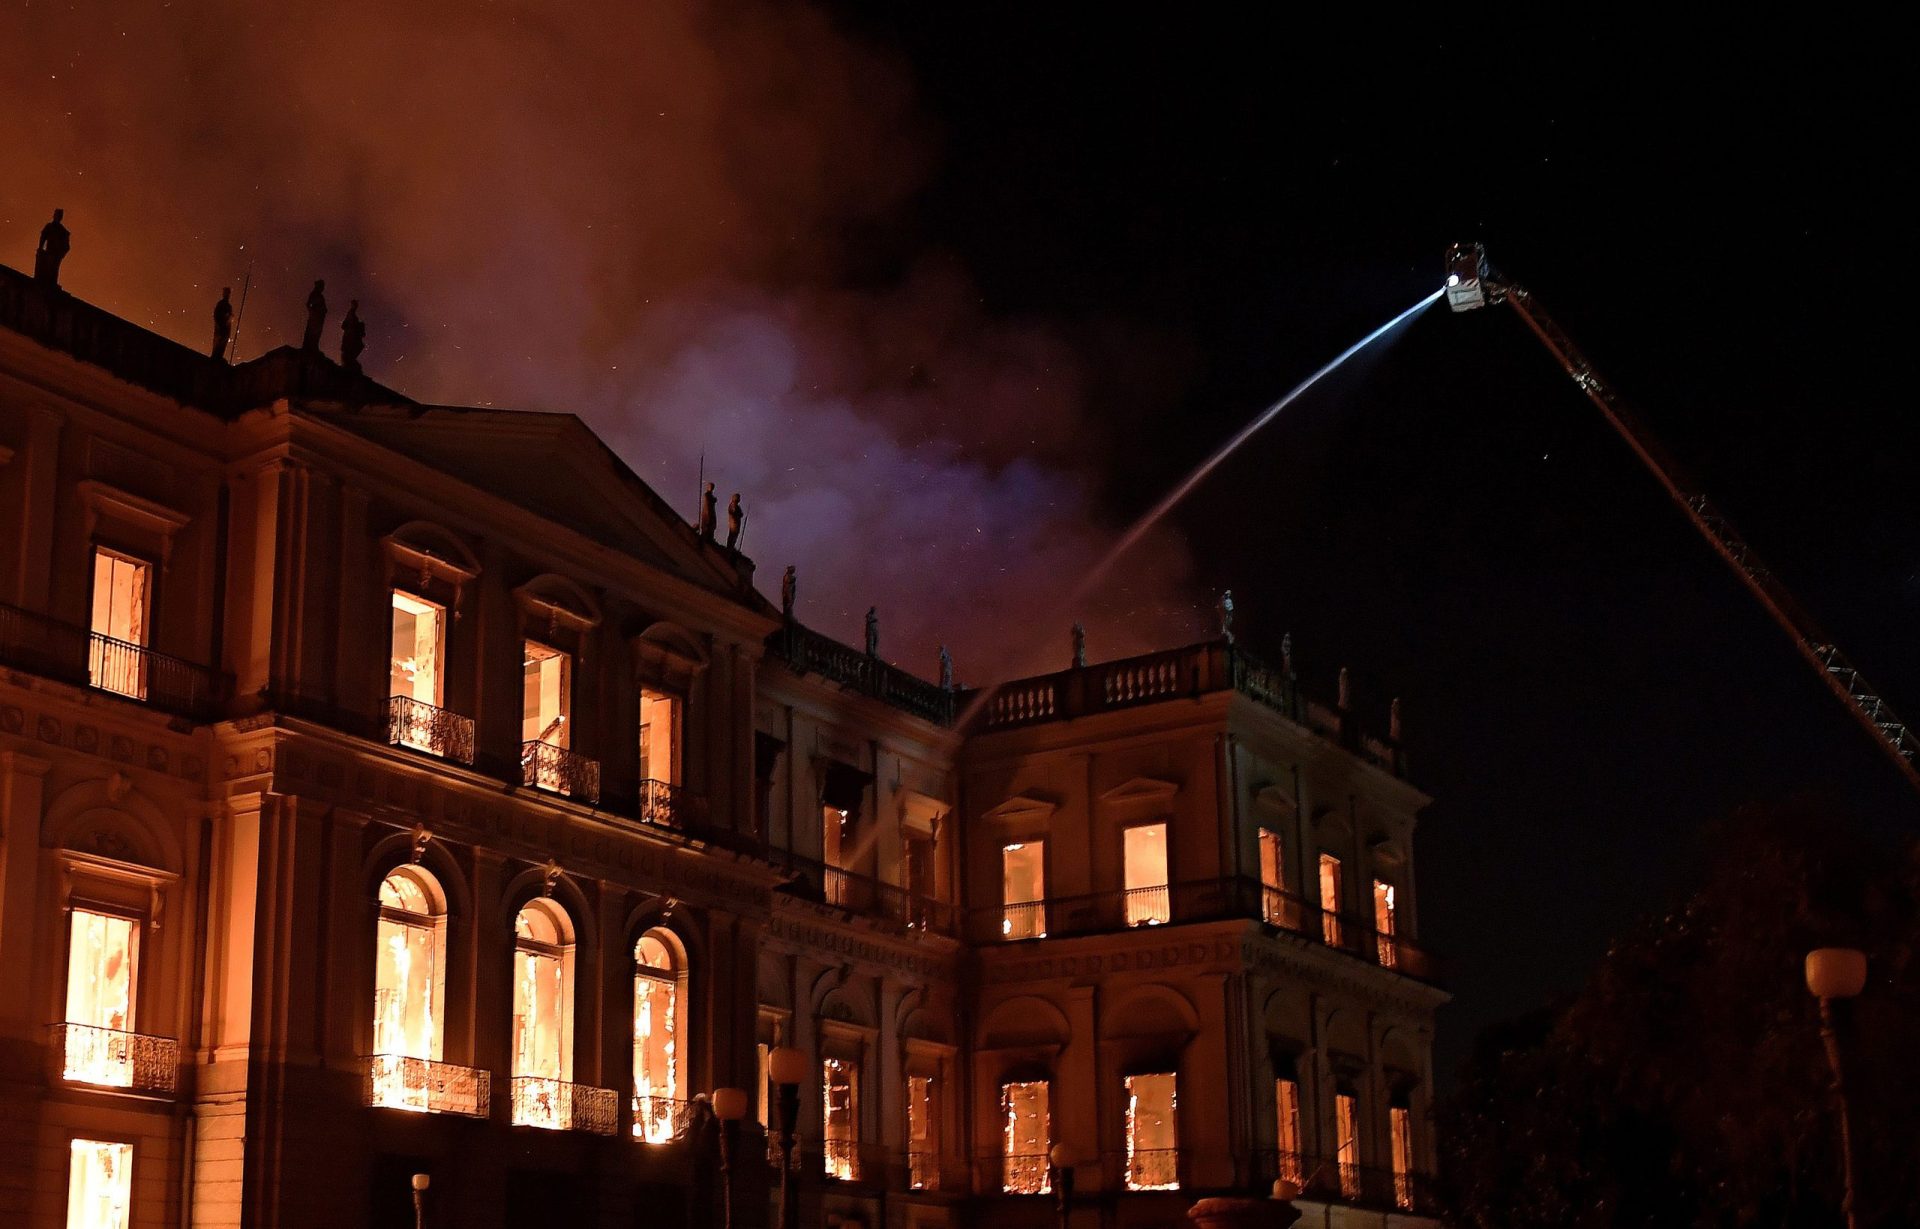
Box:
left=66, top=1140, right=133, bottom=1229
left=522, top=639, right=572, bottom=789
left=89, top=548, right=149, bottom=699
left=371, top=866, right=446, bottom=1111
left=822, top=1057, right=859, bottom=1179
left=1318, top=854, right=1343, bottom=946
left=1334, top=1091, right=1360, bottom=1199
left=638, top=688, right=679, bottom=784
left=389, top=591, right=446, bottom=749
left=631, top=932, right=680, bottom=1141
left=1122, top=823, right=1169, bottom=926
left=510, top=899, right=574, bottom=1129
left=1259, top=829, right=1287, bottom=924
left=1390, top=1103, right=1415, bottom=1209
left=1274, top=1075, right=1304, bottom=1187
left=823, top=807, right=851, bottom=907
left=1000, top=1081, right=1050, bottom=1194
left=1123, top=1072, right=1178, bottom=1190
left=63, top=909, right=138, bottom=1087
left=906, top=1074, right=938, bottom=1190
left=1373, top=879, right=1398, bottom=969
left=1000, top=841, right=1045, bottom=939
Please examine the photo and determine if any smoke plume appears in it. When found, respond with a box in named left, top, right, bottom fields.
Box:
left=0, top=1, right=1202, bottom=678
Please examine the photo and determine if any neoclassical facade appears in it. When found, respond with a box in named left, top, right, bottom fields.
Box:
left=0, top=263, right=1445, bottom=1229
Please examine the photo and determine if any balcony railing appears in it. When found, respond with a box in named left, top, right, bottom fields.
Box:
left=1122, top=884, right=1171, bottom=927
left=1125, top=1147, right=1180, bottom=1191
left=521, top=740, right=601, bottom=803
left=510, top=1075, right=618, bottom=1135
left=633, top=1093, right=694, bottom=1143
left=89, top=633, right=228, bottom=720
left=998, top=899, right=1047, bottom=940
left=823, top=1138, right=860, bottom=1181
left=907, top=1150, right=940, bottom=1191
left=388, top=695, right=475, bottom=765
left=769, top=849, right=958, bottom=936
left=770, top=623, right=956, bottom=726
left=0, top=601, right=90, bottom=684
left=50, top=1023, right=178, bottom=1096
left=366, top=1053, right=490, bottom=1118
left=1000, top=1152, right=1051, bottom=1195
left=636, top=777, right=707, bottom=831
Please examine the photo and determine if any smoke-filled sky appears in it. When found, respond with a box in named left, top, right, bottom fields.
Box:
left=0, top=0, right=1200, bottom=678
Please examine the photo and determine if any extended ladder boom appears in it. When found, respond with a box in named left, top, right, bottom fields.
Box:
left=1445, top=243, right=1920, bottom=795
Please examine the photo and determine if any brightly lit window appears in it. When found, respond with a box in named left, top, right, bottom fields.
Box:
left=757, top=1042, right=771, bottom=1129
left=1274, top=1076, right=1304, bottom=1187
left=1000, top=1080, right=1051, bottom=1194
left=1259, top=830, right=1288, bottom=925
left=89, top=549, right=150, bottom=699
left=1001, top=842, right=1046, bottom=939
left=1373, top=879, right=1399, bottom=969
left=1124, top=1072, right=1179, bottom=1190
left=67, top=1139, right=133, bottom=1229
left=1318, top=854, right=1343, bottom=947
left=1335, top=1090, right=1360, bottom=1198
left=1390, top=1102, right=1415, bottom=1209
left=638, top=688, right=680, bottom=784
left=632, top=931, right=682, bottom=1142
left=523, top=640, right=571, bottom=749
left=907, top=1073, right=938, bottom=1190
left=822, top=806, right=851, bottom=907
left=371, top=866, right=447, bottom=1111
left=510, top=899, right=575, bottom=1129
left=63, top=909, right=139, bottom=1087
left=822, top=1057, right=860, bottom=1179
left=1123, top=822, right=1170, bottom=926
left=390, top=592, right=445, bottom=706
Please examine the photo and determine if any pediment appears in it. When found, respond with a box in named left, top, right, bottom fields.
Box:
left=1254, top=783, right=1298, bottom=814
left=1098, top=775, right=1180, bottom=804
left=981, top=792, right=1057, bottom=826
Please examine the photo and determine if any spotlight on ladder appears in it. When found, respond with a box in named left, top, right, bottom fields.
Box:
left=1445, top=242, right=1491, bottom=312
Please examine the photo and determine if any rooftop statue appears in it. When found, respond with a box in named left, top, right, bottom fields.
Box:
left=340, top=300, right=366, bottom=374
left=212, top=288, right=234, bottom=361
left=725, top=492, right=743, bottom=551
left=302, top=280, right=328, bottom=352
left=34, top=209, right=70, bottom=288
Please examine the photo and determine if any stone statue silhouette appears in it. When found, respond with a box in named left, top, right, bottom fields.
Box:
left=780, top=565, right=796, bottom=619
left=301, top=280, right=328, bottom=351
left=1218, top=589, right=1235, bottom=644
left=725, top=493, right=743, bottom=550
left=1071, top=622, right=1087, bottom=668
left=34, top=209, right=70, bottom=287
left=698, top=482, right=717, bottom=540
left=939, top=645, right=954, bottom=690
left=211, top=288, right=234, bottom=361
left=864, top=607, right=879, bottom=657
left=340, top=300, right=365, bottom=373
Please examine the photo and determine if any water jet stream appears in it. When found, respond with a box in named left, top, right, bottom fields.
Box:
left=958, top=286, right=1444, bottom=728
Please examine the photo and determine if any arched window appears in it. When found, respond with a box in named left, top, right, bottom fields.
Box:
left=371, top=866, right=447, bottom=1111
left=511, top=898, right=575, bottom=1129
left=632, top=930, right=683, bottom=1141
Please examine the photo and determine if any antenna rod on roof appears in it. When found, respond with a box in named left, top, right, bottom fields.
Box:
left=228, top=259, right=254, bottom=364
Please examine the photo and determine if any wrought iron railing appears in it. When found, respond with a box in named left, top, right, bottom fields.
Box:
left=1125, top=1147, right=1180, bottom=1191
left=770, top=623, right=956, bottom=726
left=0, top=601, right=89, bottom=684
left=1254, top=1151, right=1437, bottom=1213
left=632, top=1093, right=693, bottom=1143
left=636, top=777, right=706, bottom=830
left=769, top=849, right=958, bottom=936
left=1122, top=884, right=1171, bottom=927
left=998, top=899, right=1047, bottom=941
left=51, top=1023, right=178, bottom=1096
left=521, top=739, right=601, bottom=803
left=907, top=1150, right=940, bottom=1191
left=388, top=695, right=475, bottom=765
left=88, top=632, right=228, bottom=720
left=510, top=1075, right=618, bottom=1135
left=1000, top=1152, right=1051, bottom=1195
left=366, top=1053, right=490, bottom=1118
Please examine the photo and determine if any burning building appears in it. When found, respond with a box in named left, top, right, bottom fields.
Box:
left=0, top=262, right=1444, bottom=1228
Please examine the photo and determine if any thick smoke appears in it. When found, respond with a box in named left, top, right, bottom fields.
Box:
left=0, top=1, right=1201, bottom=678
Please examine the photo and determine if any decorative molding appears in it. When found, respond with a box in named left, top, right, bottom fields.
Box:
left=1097, top=775, right=1180, bottom=804
left=77, top=479, right=191, bottom=567
left=980, top=791, right=1057, bottom=827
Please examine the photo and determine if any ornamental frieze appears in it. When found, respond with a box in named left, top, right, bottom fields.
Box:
left=983, top=935, right=1243, bottom=984
left=764, top=912, right=959, bottom=982
left=0, top=700, right=204, bottom=781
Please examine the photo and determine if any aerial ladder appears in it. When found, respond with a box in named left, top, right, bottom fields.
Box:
left=1444, top=242, right=1920, bottom=796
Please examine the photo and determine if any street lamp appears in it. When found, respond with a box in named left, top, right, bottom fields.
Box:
left=769, top=1045, right=809, bottom=1229
left=1048, top=1143, right=1076, bottom=1229
left=409, top=1173, right=430, bottom=1229
left=1805, top=947, right=1866, bottom=1229
left=713, top=1087, right=749, bottom=1229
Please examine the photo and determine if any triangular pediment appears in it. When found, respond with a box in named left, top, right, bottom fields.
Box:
left=981, top=792, right=1057, bottom=825
left=1098, top=775, right=1181, bottom=804
left=1254, top=783, right=1298, bottom=814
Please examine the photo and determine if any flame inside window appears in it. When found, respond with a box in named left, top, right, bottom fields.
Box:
left=632, top=932, right=680, bottom=1141
left=371, top=867, right=446, bottom=1111
left=822, top=1057, right=859, bottom=1179
left=511, top=900, right=573, bottom=1128
left=64, top=910, right=138, bottom=1086
left=67, top=1139, right=133, bottom=1229
left=1000, top=1080, right=1051, bottom=1194
left=1124, top=1072, right=1179, bottom=1190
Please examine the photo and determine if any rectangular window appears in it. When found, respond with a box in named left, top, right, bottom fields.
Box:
left=822, top=1057, right=859, bottom=1180
left=67, top=1139, right=133, bottom=1229
left=821, top=807, right=851, bottom=907
left=1259, top=830, right=1289, bottom=925
left=1390, top=1104, right=1415, bottom=1209
left=907, top=1073, right=938, bottom=1190
left=1001, top=841, right=1046, bottom=939
left=1000, top=1080, right=1051, bottom=1194
left=756, top=1042, right=771, bottom=1130
left=1373, top=880, right=1399, bottom=969
left=1335, top=1091, right=1360, bottom=1198
left=1274, top=1077, right=1303, bottom=1187
left=389, top=592, right=445, bottom=707
left=638, top=688, right=679, bottom=784
left=1123, top=822, right=1170, bottom=926
left=522, top=640, right=571, bottom=748
left=1318, top=854, right=1343, bottom=947
left=89, top=549, right=150, bottom=699
left=63, top=909, right=139, bottom=1087
left=1124, top=1072, right=1179, bottom=1190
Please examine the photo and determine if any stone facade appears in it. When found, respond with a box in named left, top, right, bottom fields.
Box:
left=0, top=264, right=1444, bottom=1229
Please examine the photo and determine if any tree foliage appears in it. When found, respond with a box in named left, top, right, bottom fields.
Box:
left=1439, top=803, right=1919, bottom=1227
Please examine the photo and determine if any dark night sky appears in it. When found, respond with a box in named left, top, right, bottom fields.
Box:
left=822, top=10, right=1919, bottom=1076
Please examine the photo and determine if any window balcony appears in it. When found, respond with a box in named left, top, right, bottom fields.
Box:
left=510, top=1075, right=618, bottom=1135
left=1256, top=1150, right=1437, bottom=1214
left=0, top=600, right=90, bottom=685
left=1125, top=1147, right=1180, bottom=1191
left=388, top=695, right=475, bottom=765
left=636, top=777, right=705, bottom=832
left=89, top=632, right=229, bottom=720
left=50, top=1023, right=179, bottom=1096
left=1122, top=884, right=1171, bottom=927
left=769, top=849, right=957, bottom=937
left=999, top=1152, right=1051, bottom=1195
left=365, top=1053, right=491, bottom=1118
left=632, top=1093, right=695, bottom=1143
left=999, top=900, right=1047, bottom=940
left=521, top=740, right=601, bottom=803
left=823, top=1138, right=860, bottom=1182
left=907, top=1150, right=940, bottom=1191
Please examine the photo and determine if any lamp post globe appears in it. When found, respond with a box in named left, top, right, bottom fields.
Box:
left=1805, top=948, right=1867, bottom=1000
left=1805, top=947, right=1866, bottom=1229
